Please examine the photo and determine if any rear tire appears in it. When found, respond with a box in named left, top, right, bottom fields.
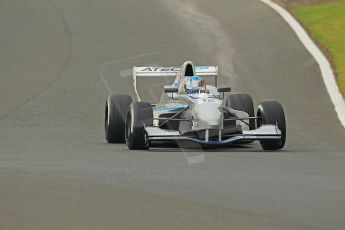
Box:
left=226, top=93, right=255, bottom=144
left=257, top=101, right=286, bottom=150
left=226, top=93, right=255, bottom=129
left=125, top=102, right=153, bottom=150
left=105, top=94, right=132, bottom=143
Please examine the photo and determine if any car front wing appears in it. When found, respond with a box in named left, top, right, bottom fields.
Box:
left=145, top=125, right=281, bottom=145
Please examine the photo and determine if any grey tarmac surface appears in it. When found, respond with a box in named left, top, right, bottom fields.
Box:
left=0, top=0, right=345, bottom=229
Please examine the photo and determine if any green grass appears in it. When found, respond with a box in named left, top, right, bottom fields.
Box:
left=293, top=1, right=345, bottom=96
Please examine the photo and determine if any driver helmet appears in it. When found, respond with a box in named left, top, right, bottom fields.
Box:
left=184, top=76, right=206, bottom=94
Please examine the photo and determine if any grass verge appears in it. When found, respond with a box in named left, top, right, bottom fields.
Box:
left=291, top=1, right=345, bottom=97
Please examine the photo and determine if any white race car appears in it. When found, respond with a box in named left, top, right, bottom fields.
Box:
left=105, top=61, right=286, bottom=150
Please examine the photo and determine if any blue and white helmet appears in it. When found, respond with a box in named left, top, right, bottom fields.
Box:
left=184, top=76, right=206, bottom=93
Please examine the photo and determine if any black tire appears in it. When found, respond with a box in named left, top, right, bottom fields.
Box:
left=257, top=101, right=286, bottom=150
left=125, top=102, right=153, bottom=150
left=226, top=93, right=255, bottom=130
left=105, top=94, right=132, bottom=143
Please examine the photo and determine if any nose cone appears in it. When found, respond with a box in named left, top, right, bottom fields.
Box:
left=195, top=102, right=222, bottom=126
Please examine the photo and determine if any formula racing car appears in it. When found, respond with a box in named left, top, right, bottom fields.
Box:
left=105, top=61, right=286, bottom=150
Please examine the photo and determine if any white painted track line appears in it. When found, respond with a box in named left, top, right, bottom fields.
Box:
left=259, top=0, right=345, bottom=128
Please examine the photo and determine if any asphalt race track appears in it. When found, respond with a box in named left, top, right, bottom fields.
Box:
left=1, top=0, right=345, bottom=229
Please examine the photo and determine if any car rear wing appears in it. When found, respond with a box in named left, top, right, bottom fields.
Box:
left=133, top=66, right=218, bottom=77
left=133, top=66, right=219, bottom=101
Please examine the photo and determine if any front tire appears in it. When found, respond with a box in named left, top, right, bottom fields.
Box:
left=257, top=101, right=286, bottom=150
left=125, top=102, right=153, bottom=150
left=105, top=94, right=132, bottom=143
